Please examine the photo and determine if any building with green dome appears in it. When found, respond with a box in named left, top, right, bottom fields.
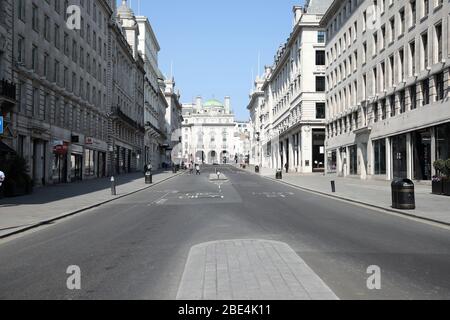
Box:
left=181, top=96, right=251, bottom=164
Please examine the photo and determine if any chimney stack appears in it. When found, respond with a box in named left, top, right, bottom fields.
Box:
left=224, top=96, right=231, bottom=114
left=195, top=96, right=202, bottom=110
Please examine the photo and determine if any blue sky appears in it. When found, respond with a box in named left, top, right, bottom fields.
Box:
left=125, top=0, right=304, bottom=121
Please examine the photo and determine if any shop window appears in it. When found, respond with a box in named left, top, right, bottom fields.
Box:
left=373, top=139, right=386, bottom=175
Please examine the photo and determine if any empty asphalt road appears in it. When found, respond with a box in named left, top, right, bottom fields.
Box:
left=0, top=165, right=449, bottom=300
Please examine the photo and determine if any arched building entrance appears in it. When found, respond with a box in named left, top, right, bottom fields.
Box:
left=208, top=151, right=218, bottom=164
left=195, top=151, right=205, bottom=163
left=220, top=151, right=229, bottom=164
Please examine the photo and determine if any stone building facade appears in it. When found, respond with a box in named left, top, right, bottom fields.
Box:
left=0, top=0, right=16, bottom=156
left=11, top=0, right=115, bottom=185
left=181, top=97, right=238, bottom=165
left=322, top=0, right=450, bottom=181
left=249, top=1, right=330, bottom=173
left=114, top=0, right=145, bottom=174
left=1, top=0, right=149, bottom=186
left=136, top=15, right=168, bottom=168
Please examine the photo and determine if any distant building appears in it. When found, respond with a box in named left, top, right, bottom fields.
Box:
left=233, top=121, right=252, bottom=164
left=164, top=78, right=183, bottom=165
left=248, top=0, right=330, bottom=173
left=182, top=97, right=248, bottom=164
left=135, top=14, right=168, bottom=168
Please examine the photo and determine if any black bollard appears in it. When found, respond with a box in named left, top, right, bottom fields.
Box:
left=111, top=176, right=117, bottom=195
left=331, top=180, right=336, bottom=193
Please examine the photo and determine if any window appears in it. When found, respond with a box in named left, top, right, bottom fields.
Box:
left=399, top=90, right=405, bottom=113
left=18, top=0, right=26, bottom=21
left=316, top=103, right=326, bottom=119
left=390, top=95, right=396, bottom=117
left=363, top=42, right=367, bottom=64
left=64, top=33, right=69, bottom=56
left=373, top=67, right=378, bottom=94
left=316, top=50, right=325, bottom=65
left=410, top=1, right=416, bottom=26
left=362, top=73, right=367, bottom=100
left=373, top=33, right=378, bottom=55
left=423, top=0, right=429, bottom=17
left=44, top=53, right=49, bottom=78
left=64, top=66, right=68, bottom=89
left=363, top=10, right=367, bottom=32
left=54, top=24, right=60, bottom=49
left=389, top=17, right=395, bottom=43
left=381, top=25, right=386, bottom=50
left=381, top=99, right=387, bottom=119
left=32, top=4, right=39, bottom=31
left=399, top=48, right=404, bottom=81
left=422, top=78, right=430, bottom=105
left=410, top=85, right=417, bottom=110
left=421, top=32, right=428, bottom=69
left=373, top=103, right=379, bottom=123
left=435, top=22, right=442, bottom=63
left=316, top=77, right=325, bottom=92
left=409, top=41, right=416, bottom=76
left=54, top=60, right=60, bottom=84
left=389, top=55, right=395, bottom=86
left=17, top=35, right=25, bottom=63
left=435, top=72, right=444, bottom=100
left=374, top=139, right=386, bottom=175
left=44, top=15, right=50, bottom=40
left=399, top=8, right=405, bottom=35
left=32, top=45, right=38, bottom=71
left=32, top=87, right=39, bottom=116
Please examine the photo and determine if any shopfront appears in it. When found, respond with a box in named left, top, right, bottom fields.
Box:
left=349, top=145, right=358, bottom=175
left=436, top=122, right=450, bottom=162
left=312, top=129, right=325, bottom=172
left=392, top=134, right=407, bottom=179
left=52, top=140, right=69, bottom=184
left=413, top=129, right=432, bottom=181
left=327, top=150, right=337, bottom=173
left=85, top=137, right=107, bottom=179
left=71, top=145, right=84, bottom=182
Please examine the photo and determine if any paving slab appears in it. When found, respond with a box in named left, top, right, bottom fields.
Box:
left=176, top=239, right=339, bottom=300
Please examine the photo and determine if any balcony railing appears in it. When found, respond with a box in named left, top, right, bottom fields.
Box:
left=112, top=106, right=145, bottom=133
left=0, top=79, right=16, bottom=101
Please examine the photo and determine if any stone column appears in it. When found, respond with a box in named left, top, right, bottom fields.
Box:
left=406, top=132, right=413, bottom=180
left=431, top=127, right=437, bottom=177
left=386, top=137, right=392, bottom=181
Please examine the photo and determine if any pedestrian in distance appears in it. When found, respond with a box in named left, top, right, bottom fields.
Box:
left=285, top=162, right=289, bottom=174
left=195, top=164, right=201, bottom=175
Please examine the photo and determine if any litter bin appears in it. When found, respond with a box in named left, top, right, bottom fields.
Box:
left=255, top=166, right=260, bottom=173
left=145, top=171, right=153, bottom=184
left=392, top=179, right=415, bottom=210
left=276, top=169, right=282, bottom=180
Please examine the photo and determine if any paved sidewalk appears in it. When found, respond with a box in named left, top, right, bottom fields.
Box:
left=177, top=239, right=338, bottom=300
left=240, top=165, right=450, bottom=225
left=0, top=170, right=181, bottom=238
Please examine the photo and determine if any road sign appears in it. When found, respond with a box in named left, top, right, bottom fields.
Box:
left=0, top=116, right=3, bottom=135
